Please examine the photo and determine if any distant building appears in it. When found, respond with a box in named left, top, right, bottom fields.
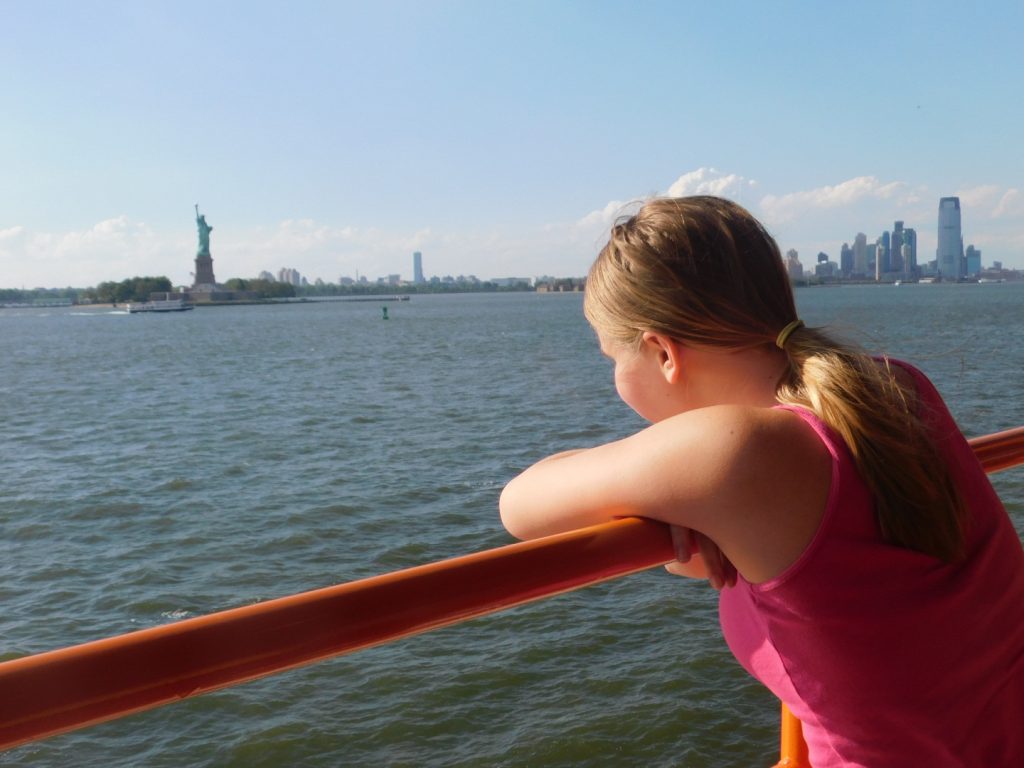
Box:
left=815, top=262, right=838, bottom=278
left=785, top=249, right=803, bottom=280
left=413, top=251, right=425, bottom=284
left=278, top=268, right=302, bottom=286
left=840, top=243, right=853, bottom=277
left=965, top=245, right=982, bottom=277
left=937, top=197, right=963, bottom=279
left=535, top=278, right=583, bottom=292
left=890, top=221, right=906, bottom=274
left=815, top=251, right=838, bottom=278
left=902, top=227, right=918, bottom=275
left=853, top=233, right=869, bottom=276
left=878, top=231, right=891, bottom=275
left=258, top=271, right=275, bottom=282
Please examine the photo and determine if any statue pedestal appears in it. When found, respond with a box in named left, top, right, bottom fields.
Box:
left=193, top=253, right=216, bottom=287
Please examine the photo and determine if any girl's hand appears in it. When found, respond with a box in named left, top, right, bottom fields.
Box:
left=666, top=525, right=737, bottom=591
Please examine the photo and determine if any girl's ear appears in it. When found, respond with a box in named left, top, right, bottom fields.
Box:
left=640, top=332, right=684, bottom=384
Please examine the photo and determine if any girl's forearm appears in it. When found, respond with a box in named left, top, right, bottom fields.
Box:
left=499, top=447, right=623, bottom=539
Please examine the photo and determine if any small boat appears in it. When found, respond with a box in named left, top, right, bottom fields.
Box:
left=126, top=299, right=195, bottom=314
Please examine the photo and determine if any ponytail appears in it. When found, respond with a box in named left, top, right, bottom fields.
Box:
left=776, top=326, right=967, bottom=562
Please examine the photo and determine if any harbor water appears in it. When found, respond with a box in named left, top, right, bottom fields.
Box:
left=2, top=284, right=1023, bottom=767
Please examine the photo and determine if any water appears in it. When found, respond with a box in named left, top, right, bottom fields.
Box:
left=2, top=284, right=1022, bottom=767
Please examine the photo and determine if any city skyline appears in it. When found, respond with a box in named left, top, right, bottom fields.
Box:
left=8, top=191, right=1015, bottom=291
left=3, top=2, right=1023, bottom=288
left=784, top=195, right=1005, bottom=282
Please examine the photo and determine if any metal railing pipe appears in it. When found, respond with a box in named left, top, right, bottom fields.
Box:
left=0, top=518, right=674, bottom=750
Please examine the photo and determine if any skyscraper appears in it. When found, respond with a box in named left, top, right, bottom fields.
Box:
left=840, top=243, right=853, bottom=277
left=853, top=233, right=869, bottom=276
left=902, top=227, right=917, bottom=276
left=413, top=251, right=425, bottom=284
left=937, top=197, right=963, bottom=279
left=965, top=245, right=982, bottom=277
left=785, top=249, right=803, bottom=280
left=890, top=221, right=905, bottom=274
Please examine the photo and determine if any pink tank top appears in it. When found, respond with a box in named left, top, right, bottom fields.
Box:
left=719, top=361, right=1024, bottom=767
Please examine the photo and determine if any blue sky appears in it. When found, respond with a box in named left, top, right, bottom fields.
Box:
left=2, top=0, right=1022, bottom=288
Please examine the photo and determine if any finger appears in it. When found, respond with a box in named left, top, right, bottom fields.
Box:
left=723, top=557, right=738, bottom=588
left=669, top=525, right=693, bottom=563
left=696, top=533, right=738, bottom=589
left=664, top=561, right=689, bottom=576
left=696, top=534, right=726, bottom=590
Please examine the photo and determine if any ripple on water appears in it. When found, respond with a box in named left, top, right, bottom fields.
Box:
left=154, top=477, right=195, bottom=492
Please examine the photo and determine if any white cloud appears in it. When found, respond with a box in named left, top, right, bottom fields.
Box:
left=992, top=188, right=1024, bottom=219
left=1, top=217, right=187, bottom=288
left=570, top=167, right=757, bottom=231
left=571, top=200, right=631, bottom=231
left=258, top=219, right=358, bottom=253
left=50, top=216, right=158, bottom=259
left=666, top=167, right=754, bottom=198
left=956, top=185, right=1001, bottom=209
left=0, top=225, right=26, bottom=242
left=560, top=168, right=758, bottom=256
left=759, top=176, right=908, bottom=225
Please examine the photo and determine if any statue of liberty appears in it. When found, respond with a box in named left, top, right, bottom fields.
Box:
left=195, top=204, right=213, bottom=257
left=192, top=204, right=217, bottom=287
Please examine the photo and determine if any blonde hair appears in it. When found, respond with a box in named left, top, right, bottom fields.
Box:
left=584, top=196, right=966, bottom=562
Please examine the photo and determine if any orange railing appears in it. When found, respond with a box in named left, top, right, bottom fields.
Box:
left=2, top=425, right=1023, bottom=764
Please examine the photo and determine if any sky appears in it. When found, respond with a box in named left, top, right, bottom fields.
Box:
left=2, top=0, right=1023, bottom=288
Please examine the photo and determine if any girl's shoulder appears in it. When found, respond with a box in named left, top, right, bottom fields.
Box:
left=657, top=404, right=833, bottom=583
left=655, top=403, right=831, bottom=468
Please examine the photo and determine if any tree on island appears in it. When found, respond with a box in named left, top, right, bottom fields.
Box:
left=0, top=286, right=80, bottom=304
left=223, top=278, right=296, bottom=299
left=84, top=276, right=173, bottom=304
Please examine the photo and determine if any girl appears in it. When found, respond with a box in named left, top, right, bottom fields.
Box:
left=499, top=197, right=1024, bottom=767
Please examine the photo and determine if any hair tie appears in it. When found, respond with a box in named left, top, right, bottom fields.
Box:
left=775, top=319, right=804, bottom=350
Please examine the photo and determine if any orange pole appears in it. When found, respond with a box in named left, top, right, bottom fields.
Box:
left=773, top=703, right=810, bottom=768
left=0, top=427, right=1021, bottom=754
left=0, top=518, right=673, bottom=750
left=968, top=425, right=1024, bottom=473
